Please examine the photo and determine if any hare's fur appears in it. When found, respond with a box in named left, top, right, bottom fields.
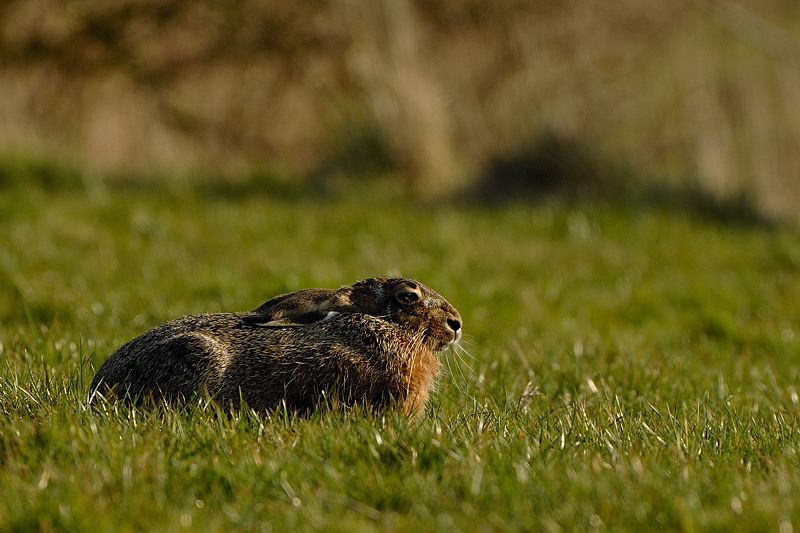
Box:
left=89, top=277, right=462, bottom=417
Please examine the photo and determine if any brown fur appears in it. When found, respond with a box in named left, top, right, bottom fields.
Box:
left=89, top=277, right=461, bottom=417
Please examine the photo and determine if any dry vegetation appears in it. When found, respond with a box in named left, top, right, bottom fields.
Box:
left=1, top=0, right=800, bottom=219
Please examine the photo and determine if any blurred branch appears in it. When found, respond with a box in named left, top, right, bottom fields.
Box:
left=705, top=1, right=800, bottom=59
left=0, top=0, right=347, bottom=84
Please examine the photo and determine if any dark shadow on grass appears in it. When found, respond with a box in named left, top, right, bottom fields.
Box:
left=193, top=169, right=319, bottom=201
left=0, top=152, right=84, bottom=189
left=460, top=131, right=770, bottom=228
left=463, top=131, right=622, bottom=205
left=629, top=183, right=769, bottom=228
left=0, top=152, right=318, bottom=201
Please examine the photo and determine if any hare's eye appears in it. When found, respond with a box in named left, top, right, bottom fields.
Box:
left=396, top=291, right=419, bottom=305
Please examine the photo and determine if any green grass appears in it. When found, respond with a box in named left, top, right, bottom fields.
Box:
left=2, top=175, right=800, bottom=531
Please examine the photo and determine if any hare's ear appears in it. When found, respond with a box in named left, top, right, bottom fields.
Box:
left=242, top=289, right=347, bottom=327
left=242, top=309, right=340, bottom=327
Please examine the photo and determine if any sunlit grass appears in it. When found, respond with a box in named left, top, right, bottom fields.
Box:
left=2, top=178, right=800, bottom=530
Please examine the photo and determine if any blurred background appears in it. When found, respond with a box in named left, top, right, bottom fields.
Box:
left=2, top=0, right=799, bottom=223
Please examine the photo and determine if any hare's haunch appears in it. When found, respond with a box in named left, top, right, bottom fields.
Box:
left=89, top=277, right=462, bottom=417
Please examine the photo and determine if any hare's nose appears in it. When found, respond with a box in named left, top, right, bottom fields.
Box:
left=447, top=318, right=461, bottom=333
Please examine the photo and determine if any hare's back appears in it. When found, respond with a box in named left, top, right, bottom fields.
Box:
left=89, top=313, right=246, bottom=400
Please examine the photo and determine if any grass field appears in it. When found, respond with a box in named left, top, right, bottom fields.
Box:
left=2, top=173, right=800, bottom=531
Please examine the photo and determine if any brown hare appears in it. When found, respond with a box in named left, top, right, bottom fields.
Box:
left=89, top=277, right=462, bottom=417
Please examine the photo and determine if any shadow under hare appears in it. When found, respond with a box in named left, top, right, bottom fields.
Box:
left=89, top=277, right=462, bottom=418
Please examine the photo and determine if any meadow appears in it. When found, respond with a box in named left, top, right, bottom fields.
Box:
left=2, top=172, right=800, bottom=531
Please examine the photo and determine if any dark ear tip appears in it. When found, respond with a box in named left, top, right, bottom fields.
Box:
left=241, top=313, right=260, bottom=325
left=241, top=311, right=276, bottom=326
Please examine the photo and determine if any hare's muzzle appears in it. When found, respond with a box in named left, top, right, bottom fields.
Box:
left=446, top=317, right=462, bottom=344
left=433, top=315, right=462, bottom=350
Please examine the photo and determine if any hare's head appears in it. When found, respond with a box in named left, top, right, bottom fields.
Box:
left=348, top=277, right=462, bottom=351
left=245, top=277, right=462, bottom=351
